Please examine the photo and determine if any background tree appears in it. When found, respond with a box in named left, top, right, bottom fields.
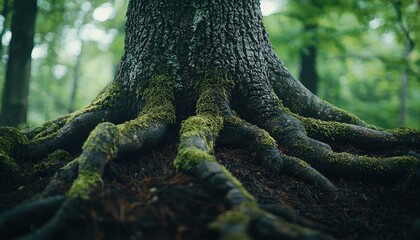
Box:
left=0, top=0, right=37, bottom=127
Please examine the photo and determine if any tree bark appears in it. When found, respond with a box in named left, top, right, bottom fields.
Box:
left=0, top=0, right=37, bottom=127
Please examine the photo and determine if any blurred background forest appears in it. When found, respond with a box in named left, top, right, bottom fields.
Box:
left=0, top=0, right=419, bottom=129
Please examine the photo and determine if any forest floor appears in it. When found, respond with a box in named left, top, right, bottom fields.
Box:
left=1, top=133, right=419, bottom=240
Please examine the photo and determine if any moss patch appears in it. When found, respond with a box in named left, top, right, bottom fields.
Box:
left=0, top=127, right=28, bottom=172
left=174, top=147, right=216, bottom=172
left=326, top=152, right=418, bottom=177
left=301, top=117, right=355, bottom=140
left=82, top=122, right=119, bottom=160
left=67, top=170, right=103, bottom=200
left=87, top=81, right=122, bottom=112
left=175, top=71, right=231, bottom=173
left=208, top=208, right=252, bottom=240
left=225, top=117, right=277, bottom=147
left=139, top=74, right=176, bottom=124
left=33, top=149, right=70, bottom=175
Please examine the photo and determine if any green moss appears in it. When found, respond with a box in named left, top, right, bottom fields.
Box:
left=0, top=153, right=18, bottom=171
left=180, top=116, right=223, bottom=142
left=289, top=134, right=317, bottom=154
left=88, top=81, right=122, bottom=111
left=0, top=127, right=28, bottom=172
left=326, top=152, right=418, bottom=176
left=33, top=149, right=70, bottom=175
left=388, top=127, right=419, bottom=136
left=117, top=74, right=175, bottom=138
left=31, top=116, right=69, bottom=141
left=67, top=170, right=102, bottom=200
left=140, top=74, right=176, bottom=123
left=175, top=71, right=231, bottom=173
left=82, top=123, right=119, bottom=159
left=32, top=82, right=123, bottom=143
left=289, top=156, right=310, bottom=168
left=327, top=101, right=371, bottom=126
left=259, top=129, right=276, bottom=147
left=174, top=147, right=216, bottom=171
left=301, top=117, right=355, bottom=139
left=208, top=209, right=252, bottom=240
left=225, top=117, right=277, bottom=147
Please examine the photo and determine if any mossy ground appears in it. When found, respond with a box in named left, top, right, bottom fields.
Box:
left=0, top=135, right=419, bottom=239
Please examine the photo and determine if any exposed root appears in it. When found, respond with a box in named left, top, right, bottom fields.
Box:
left=300, top=117, right=420, bottom=151
left=28, top=110, right=113, bottom=159
left=23, top=114, right=71, bottom=139
left=221, top=116, right=337, bottom=193
left=0, top=196, right=65, bottom=239
left=26, top=82, right=129, bottom=160
left=210, top=201, right=334, bottom=240
left=0, top=75, right=176, bottom=239
left=265, top=47, right=370, bottom=127
left=173, top=76, right=336, bottom=239
left=262, top=112, right=419, bottom=185
left=33, top=150, right=71, bottom=177
left=39, top=158, right=80, bottom=198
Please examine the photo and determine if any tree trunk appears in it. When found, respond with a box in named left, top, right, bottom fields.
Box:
left=114, top=0, right=282, bottom=122
left=0, top=0, right=10, bottom=61
left=299, top=25, right=319, bottom=94
left=0, top=0, right=37, bottom=127
left=0, top=1, right=418, bottom=239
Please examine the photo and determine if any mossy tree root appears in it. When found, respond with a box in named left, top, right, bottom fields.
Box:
left=172, top=80, right=333, bottom=239
left=261, top=111, right=419, bottom=184
left=28, top=110, right=115, bottom=159
left=0, top=76, right=176, bottom=239
left=300, top=117, right=420, bottom=151
left=265, top=48, right=369, bottom=128
left=221, top=117, right=337, bottom=193
left=26, top=82, right=130, bottom=160
left=0, top=122, right=120, bottom=239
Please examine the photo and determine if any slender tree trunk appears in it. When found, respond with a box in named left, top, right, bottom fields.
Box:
left=0, top=0, right=10, bottom=61
left=392, top=0, right=415, bottom=127
left=69, top=45, right=82, bottom=113
left=399, top=39, right=413, bottom=127
left=0, top=0, right=37, bottom=127
left=298, top=23, right=319, bottom=94
left=299, top=43, right=318, bottom=94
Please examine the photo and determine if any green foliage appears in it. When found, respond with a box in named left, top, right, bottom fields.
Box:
left=264, top=0, right=420, bottom=129
left=0, top=0, right=127, bottom=126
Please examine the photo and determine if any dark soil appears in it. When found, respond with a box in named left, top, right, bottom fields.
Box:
left=1, top=139, right=419, bottom=240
